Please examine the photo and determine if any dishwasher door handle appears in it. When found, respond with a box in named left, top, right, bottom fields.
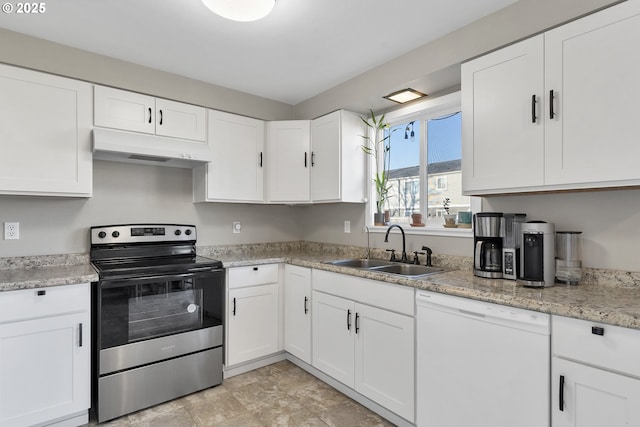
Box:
left=458, top=308, right=486, bottom=318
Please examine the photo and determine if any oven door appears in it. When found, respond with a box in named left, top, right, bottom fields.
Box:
left=97, top=269, right=224, bottom=351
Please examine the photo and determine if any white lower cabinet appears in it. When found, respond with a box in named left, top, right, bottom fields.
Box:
left=0, top=284, right=90, bottom=427
left=312, top=270, right=415, bottom=422
left=226, top=264, right=280, bottom=367
left=283, top=265, right=312, bottom=364
left=552, top=315, right=640, bottom=427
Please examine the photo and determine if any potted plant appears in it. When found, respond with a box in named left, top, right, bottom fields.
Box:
left=442, top=197, right=456, bottom=227
left=361, top=110, right=394, bottom=225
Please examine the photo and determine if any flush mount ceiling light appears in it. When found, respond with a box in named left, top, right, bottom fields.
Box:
left=201, top=0, right=275, bottom=22
left=383, top=88, right=427, bottom=104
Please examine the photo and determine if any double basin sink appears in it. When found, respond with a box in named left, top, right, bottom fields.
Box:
left=324, top=258, right=444, bottom=279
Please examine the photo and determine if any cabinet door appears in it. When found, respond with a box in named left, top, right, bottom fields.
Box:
left=155, top=98, right=206, bottom=142
left=355, top=303, right=414, bottom=422
left=552, top=357, right=640, bottom=427
left=227, top=284, right=279, bottom=366
left=203, top=110, right=264, bottom=202
left=267, top=121, right=311, bottom=203
left=312, top=291, right=355, bottom=388
left=284, top=265, right=312, bottom=363
left=94, top=85, right=156, bottom=134
left=0, top=65, right=92, bottom=197
left=311, top=111, right=341, bottom=201
left=545, top=1, right=640, bottom=187
left=0, top=312, right=90, bottom=427
left=461, top=35, right=544, bottom=194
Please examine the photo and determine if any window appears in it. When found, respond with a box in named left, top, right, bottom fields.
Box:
left=370, top=92, right=477, bottom=231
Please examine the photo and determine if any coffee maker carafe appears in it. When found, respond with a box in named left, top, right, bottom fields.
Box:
left=473, top=212, right=503, bottom=279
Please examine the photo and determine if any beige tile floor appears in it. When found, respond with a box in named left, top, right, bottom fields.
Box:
left=87, top=360, right=395, bottom=426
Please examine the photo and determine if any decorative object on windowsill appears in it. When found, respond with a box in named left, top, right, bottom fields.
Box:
left=361, top=110, right=396, bottom=226
left=457, top=211, right=472, bottom=228
left=411, top=212, right=425, bottom=227
left=443, top=198, right=457, bottom=228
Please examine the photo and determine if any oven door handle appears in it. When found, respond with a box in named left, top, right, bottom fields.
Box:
left=98, top=269, right=224, bottom=288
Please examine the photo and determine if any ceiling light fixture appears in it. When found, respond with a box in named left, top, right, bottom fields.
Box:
left=383, top=88, right=427, bottom=104
left=201, top=0, right=276, bottom=22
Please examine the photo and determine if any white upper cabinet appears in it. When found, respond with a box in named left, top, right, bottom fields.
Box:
left=462, top=1, right=640, bottom=195
left=461, top=35, right=544, bottom=193
left=311, top=110, right=367, bottom=203
left=94, top=86, right=206, bottom=142
left=193, top=110, right=265, bottom=203
left=0, top=64, right=92, bottom=197
left=267, top=120, right=311, bottom=203
left=544, top=1, right=640, bottom=187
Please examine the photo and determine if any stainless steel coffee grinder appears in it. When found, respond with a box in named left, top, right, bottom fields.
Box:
left=473, top=212, right=503, bottom=279
left=502, top=213, right=526, bottom=280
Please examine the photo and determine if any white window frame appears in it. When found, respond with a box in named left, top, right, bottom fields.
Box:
left=366, top=91, right=481, bottom=237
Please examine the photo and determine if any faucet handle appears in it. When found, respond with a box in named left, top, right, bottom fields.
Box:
left=413, top=251, right=426, bottom=265
left=385, top=249, right=396, bottom=261
left=421, top=245, right=433, bottom=267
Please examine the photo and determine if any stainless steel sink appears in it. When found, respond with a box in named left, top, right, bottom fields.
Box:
left=324, top=258, right=445, bottom=278
left=325, top=258, right=394, bottom=269
left=370, top=264, right=444, bottom=277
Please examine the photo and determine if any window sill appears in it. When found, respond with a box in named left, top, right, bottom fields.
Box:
left=367, top=224, right=473, bottom=238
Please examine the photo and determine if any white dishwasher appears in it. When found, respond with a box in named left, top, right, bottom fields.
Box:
left=416, top=290, right=550, bottom=427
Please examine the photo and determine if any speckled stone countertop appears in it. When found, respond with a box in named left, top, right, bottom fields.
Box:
left=0, top=254, right=98, bottom=292
left=3, top=242, right=639, bottom=330
left=202, top=242, right=640, bottom=330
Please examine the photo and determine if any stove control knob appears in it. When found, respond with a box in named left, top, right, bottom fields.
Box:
left=175, top=230, right=182, bottom=236
left=98, top=231, right=107, bottom=239
left=185, top=229, right=192, bottom=236
left=111, top=231, right=120, bottom=238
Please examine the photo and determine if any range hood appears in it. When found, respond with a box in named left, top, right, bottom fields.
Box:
left=92, top=128, right=213, bottom=168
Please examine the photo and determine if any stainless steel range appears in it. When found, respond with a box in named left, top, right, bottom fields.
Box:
left=90, top=224, right=224, bottom=423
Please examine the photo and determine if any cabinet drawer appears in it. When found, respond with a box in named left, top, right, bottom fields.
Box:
left=552, top=315, right=640, bottom=377
left=228, top=264, right=279, bottom=289
left=0, top=283, right=90, bottom=324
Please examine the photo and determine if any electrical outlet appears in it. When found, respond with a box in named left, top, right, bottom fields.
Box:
left=344, top=220, right=351, bottom=233
left=4, top=222, right=19, bottom=240
left=233, top=221, right=242, bottom=234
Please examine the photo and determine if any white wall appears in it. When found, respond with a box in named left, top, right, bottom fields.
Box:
left=0, top=160, right=304, bottom=257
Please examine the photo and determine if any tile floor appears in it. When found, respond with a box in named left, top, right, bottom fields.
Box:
left=87, top=360, right=395, bottom=426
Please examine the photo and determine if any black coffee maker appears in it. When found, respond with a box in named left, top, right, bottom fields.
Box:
left=473, top=212, right=503, bottom=279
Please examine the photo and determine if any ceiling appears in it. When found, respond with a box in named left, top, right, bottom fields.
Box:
left=0, top=0, right=518, bottom=106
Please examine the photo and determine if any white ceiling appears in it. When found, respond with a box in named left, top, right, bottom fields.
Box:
left=0, top=0, right=518, bottom=105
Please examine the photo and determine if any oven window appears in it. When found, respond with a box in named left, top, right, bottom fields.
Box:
left=99, top=274, right=223, bottom=349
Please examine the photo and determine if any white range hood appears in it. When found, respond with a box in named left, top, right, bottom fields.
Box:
left=92, top=128, right=213, bottom=168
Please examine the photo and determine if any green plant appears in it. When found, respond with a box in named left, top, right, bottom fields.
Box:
left=443, top=197, right=451, bottom=215
left=360, top=110, right=395, bottom=214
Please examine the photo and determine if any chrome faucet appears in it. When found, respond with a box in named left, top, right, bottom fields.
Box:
left=384, top=224, right=407, bottom=263
left=364, top=225, right=371, bottom=259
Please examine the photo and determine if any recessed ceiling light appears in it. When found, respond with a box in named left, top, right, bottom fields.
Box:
left=201, top=0, right=276, bottom=22
left=383, top=88, right=428, bottom=104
